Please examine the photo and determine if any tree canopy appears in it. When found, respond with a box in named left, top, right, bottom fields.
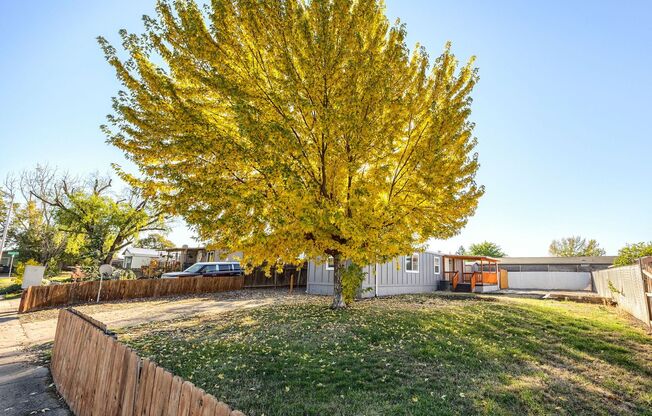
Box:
left=614, top=242, right=652, bottom=266
left=548, top=236, right=605, bottom=257
left=101, top=0, right=483, bottom=307
left=136, top=233, right=175, bottom=250
left=467, top=241, right=505, bottom=257
left=20, top=167, right=167, bottom=266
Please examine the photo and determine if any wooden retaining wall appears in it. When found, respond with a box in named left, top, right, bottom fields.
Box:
left=51, top=308, right=245, bottom=416
left=19, top=275, right=244, bottom=313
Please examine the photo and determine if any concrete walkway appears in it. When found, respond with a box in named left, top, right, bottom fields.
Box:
left=0, top=299, right=69, bottom=416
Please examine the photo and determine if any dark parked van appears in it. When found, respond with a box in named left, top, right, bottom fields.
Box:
left=161, top=262, right=243, bottom=279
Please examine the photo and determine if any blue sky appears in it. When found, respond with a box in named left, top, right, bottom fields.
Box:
left=0, top=1, right=650, bottom=255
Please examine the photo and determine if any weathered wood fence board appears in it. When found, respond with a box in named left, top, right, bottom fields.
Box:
left=243, top=264, right=307, bottom=288
left=51, top=308, right=245, bottom=416
left=593, top=261, right=652, bottom=327
left=19, top=275, right=244, bottom=313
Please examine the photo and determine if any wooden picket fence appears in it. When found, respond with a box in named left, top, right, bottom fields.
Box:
left=19, top=275, right=244, bottom=313
left=51, top=308, right=245, bottom=416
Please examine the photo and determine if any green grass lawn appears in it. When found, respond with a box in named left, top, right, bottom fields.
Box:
left=0, top=277, right=21, bottom=299
left=118, top=294, right=652, bottom=416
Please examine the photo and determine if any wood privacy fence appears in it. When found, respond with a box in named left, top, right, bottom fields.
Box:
left=51, top=308, right=245, bottom=416
left=243, top=264, right=307, bottom=288
left=19, top=275, right=244, bottom=313
left=593, top=258, right=652, bottom=327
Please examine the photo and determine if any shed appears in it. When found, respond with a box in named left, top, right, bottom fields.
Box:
left=122, top=247, right=167, bottom=270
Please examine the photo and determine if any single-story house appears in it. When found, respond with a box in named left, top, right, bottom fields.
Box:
left=499, top=256, right=616, bottom=291
left=306, top=252, right=501, bottom=297
left=121, top=247, right=167, bottom=270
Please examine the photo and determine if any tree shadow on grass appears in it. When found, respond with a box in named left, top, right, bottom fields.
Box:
left=118, top=296, right=652, bottom=416
left=424, top=299, right=652, bottom=415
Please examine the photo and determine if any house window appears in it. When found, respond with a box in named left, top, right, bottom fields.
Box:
left=124, top=256, right=133, bottom=269
left=405, top=253, right=419, bottom=273
left=326, top=256, right=335, bottom=270
left=434, top=257, right=441, bottom=274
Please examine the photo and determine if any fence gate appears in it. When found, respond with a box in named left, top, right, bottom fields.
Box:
left=499, top=269, right=509, bottom=289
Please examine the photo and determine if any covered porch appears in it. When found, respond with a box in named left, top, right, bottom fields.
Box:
left=441, top=254, right=500, bottom=293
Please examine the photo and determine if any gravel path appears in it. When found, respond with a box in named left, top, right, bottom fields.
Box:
left=18, top=289, right=313, bottom=345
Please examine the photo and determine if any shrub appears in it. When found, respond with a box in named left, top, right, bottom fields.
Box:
left=112, top=268, right=136, bottom=280
left=614, top=242, right=652, bottom=266
left=80, top=264, right=100, bottom=280
left=44, top=258, right=62, bottom=278
left=0, top=283, right=21, bottom=295
left=341, top=263, right=367, bottom=304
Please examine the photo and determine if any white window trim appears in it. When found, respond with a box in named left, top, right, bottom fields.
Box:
left=326, top=256, right=334, bottom=271
left=434, top=257, right=441, bottom=275
left=405, top=253, right=420, bottom=273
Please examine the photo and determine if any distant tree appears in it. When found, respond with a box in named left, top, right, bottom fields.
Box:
left=548, top=236, right=605, bottom=257
left=614, top=242, right=652, bottom=266
left=100, top=0, right=484, bottom=308
left=10, top=201, right=68, bottom=266
left=136, top=233, right=175, bottom=250
left=467, top=241, right=506, bottom=257
left=30, top=172, right=167, bottom=265
left=455, top=245, right=467, bottom=255
left=0, top=179, right=16, bottom=248
left=9, top=168, right=69, bottom=270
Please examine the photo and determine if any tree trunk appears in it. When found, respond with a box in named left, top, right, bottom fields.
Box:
left=102, top=252, right=114, bottom=266
left=331, top=253, right=347, bottom=309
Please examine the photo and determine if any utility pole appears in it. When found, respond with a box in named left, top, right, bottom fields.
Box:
left=0, top=192, right=14, bottom=266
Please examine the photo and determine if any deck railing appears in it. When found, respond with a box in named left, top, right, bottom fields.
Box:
left=444, top=271, right=460, bottom=290
left=444, top=270, right=498, bottom=291
left=482, top=272, right=498, bottom=285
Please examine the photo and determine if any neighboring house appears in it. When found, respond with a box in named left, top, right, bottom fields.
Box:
left=163, top=246, right=243, bottom=270
left=0, top=249, right=18, bottom=273
left=499, top=256, right=616, bottom=291
left=307, top=252, right=444, bottom=297
left=110, top=253, right=124, bottom=269
left=122, top=247, right=167, bottom=270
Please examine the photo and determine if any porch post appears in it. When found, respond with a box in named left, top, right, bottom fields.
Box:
left=480, top=258, right=484, bottom=284
left=442, top=256, right=446, bottom=279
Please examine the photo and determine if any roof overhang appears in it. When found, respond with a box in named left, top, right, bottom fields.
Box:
left=442, top=254, right=501, bottom=263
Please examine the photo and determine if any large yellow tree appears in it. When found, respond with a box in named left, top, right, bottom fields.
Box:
left=100, top=0, right=484, bottom=308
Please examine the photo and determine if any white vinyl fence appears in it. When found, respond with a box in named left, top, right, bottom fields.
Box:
left=507, top=271, right=593, bottom=291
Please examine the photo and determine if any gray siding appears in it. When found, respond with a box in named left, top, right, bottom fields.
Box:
left=306, top=252, right=443, bottom=297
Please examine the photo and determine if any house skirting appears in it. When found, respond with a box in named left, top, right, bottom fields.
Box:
left=474, top=284, right=499, bottom=293
left=306, top=282, right=438, bottom=298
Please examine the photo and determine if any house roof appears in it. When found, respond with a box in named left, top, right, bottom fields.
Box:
left=123, top=247, right=165, bottom=257
left=163, top=247, right=207, bottom=252
left=442, top=254, right=501, bottom=262
left=499, top=256, right=616, bottom=265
